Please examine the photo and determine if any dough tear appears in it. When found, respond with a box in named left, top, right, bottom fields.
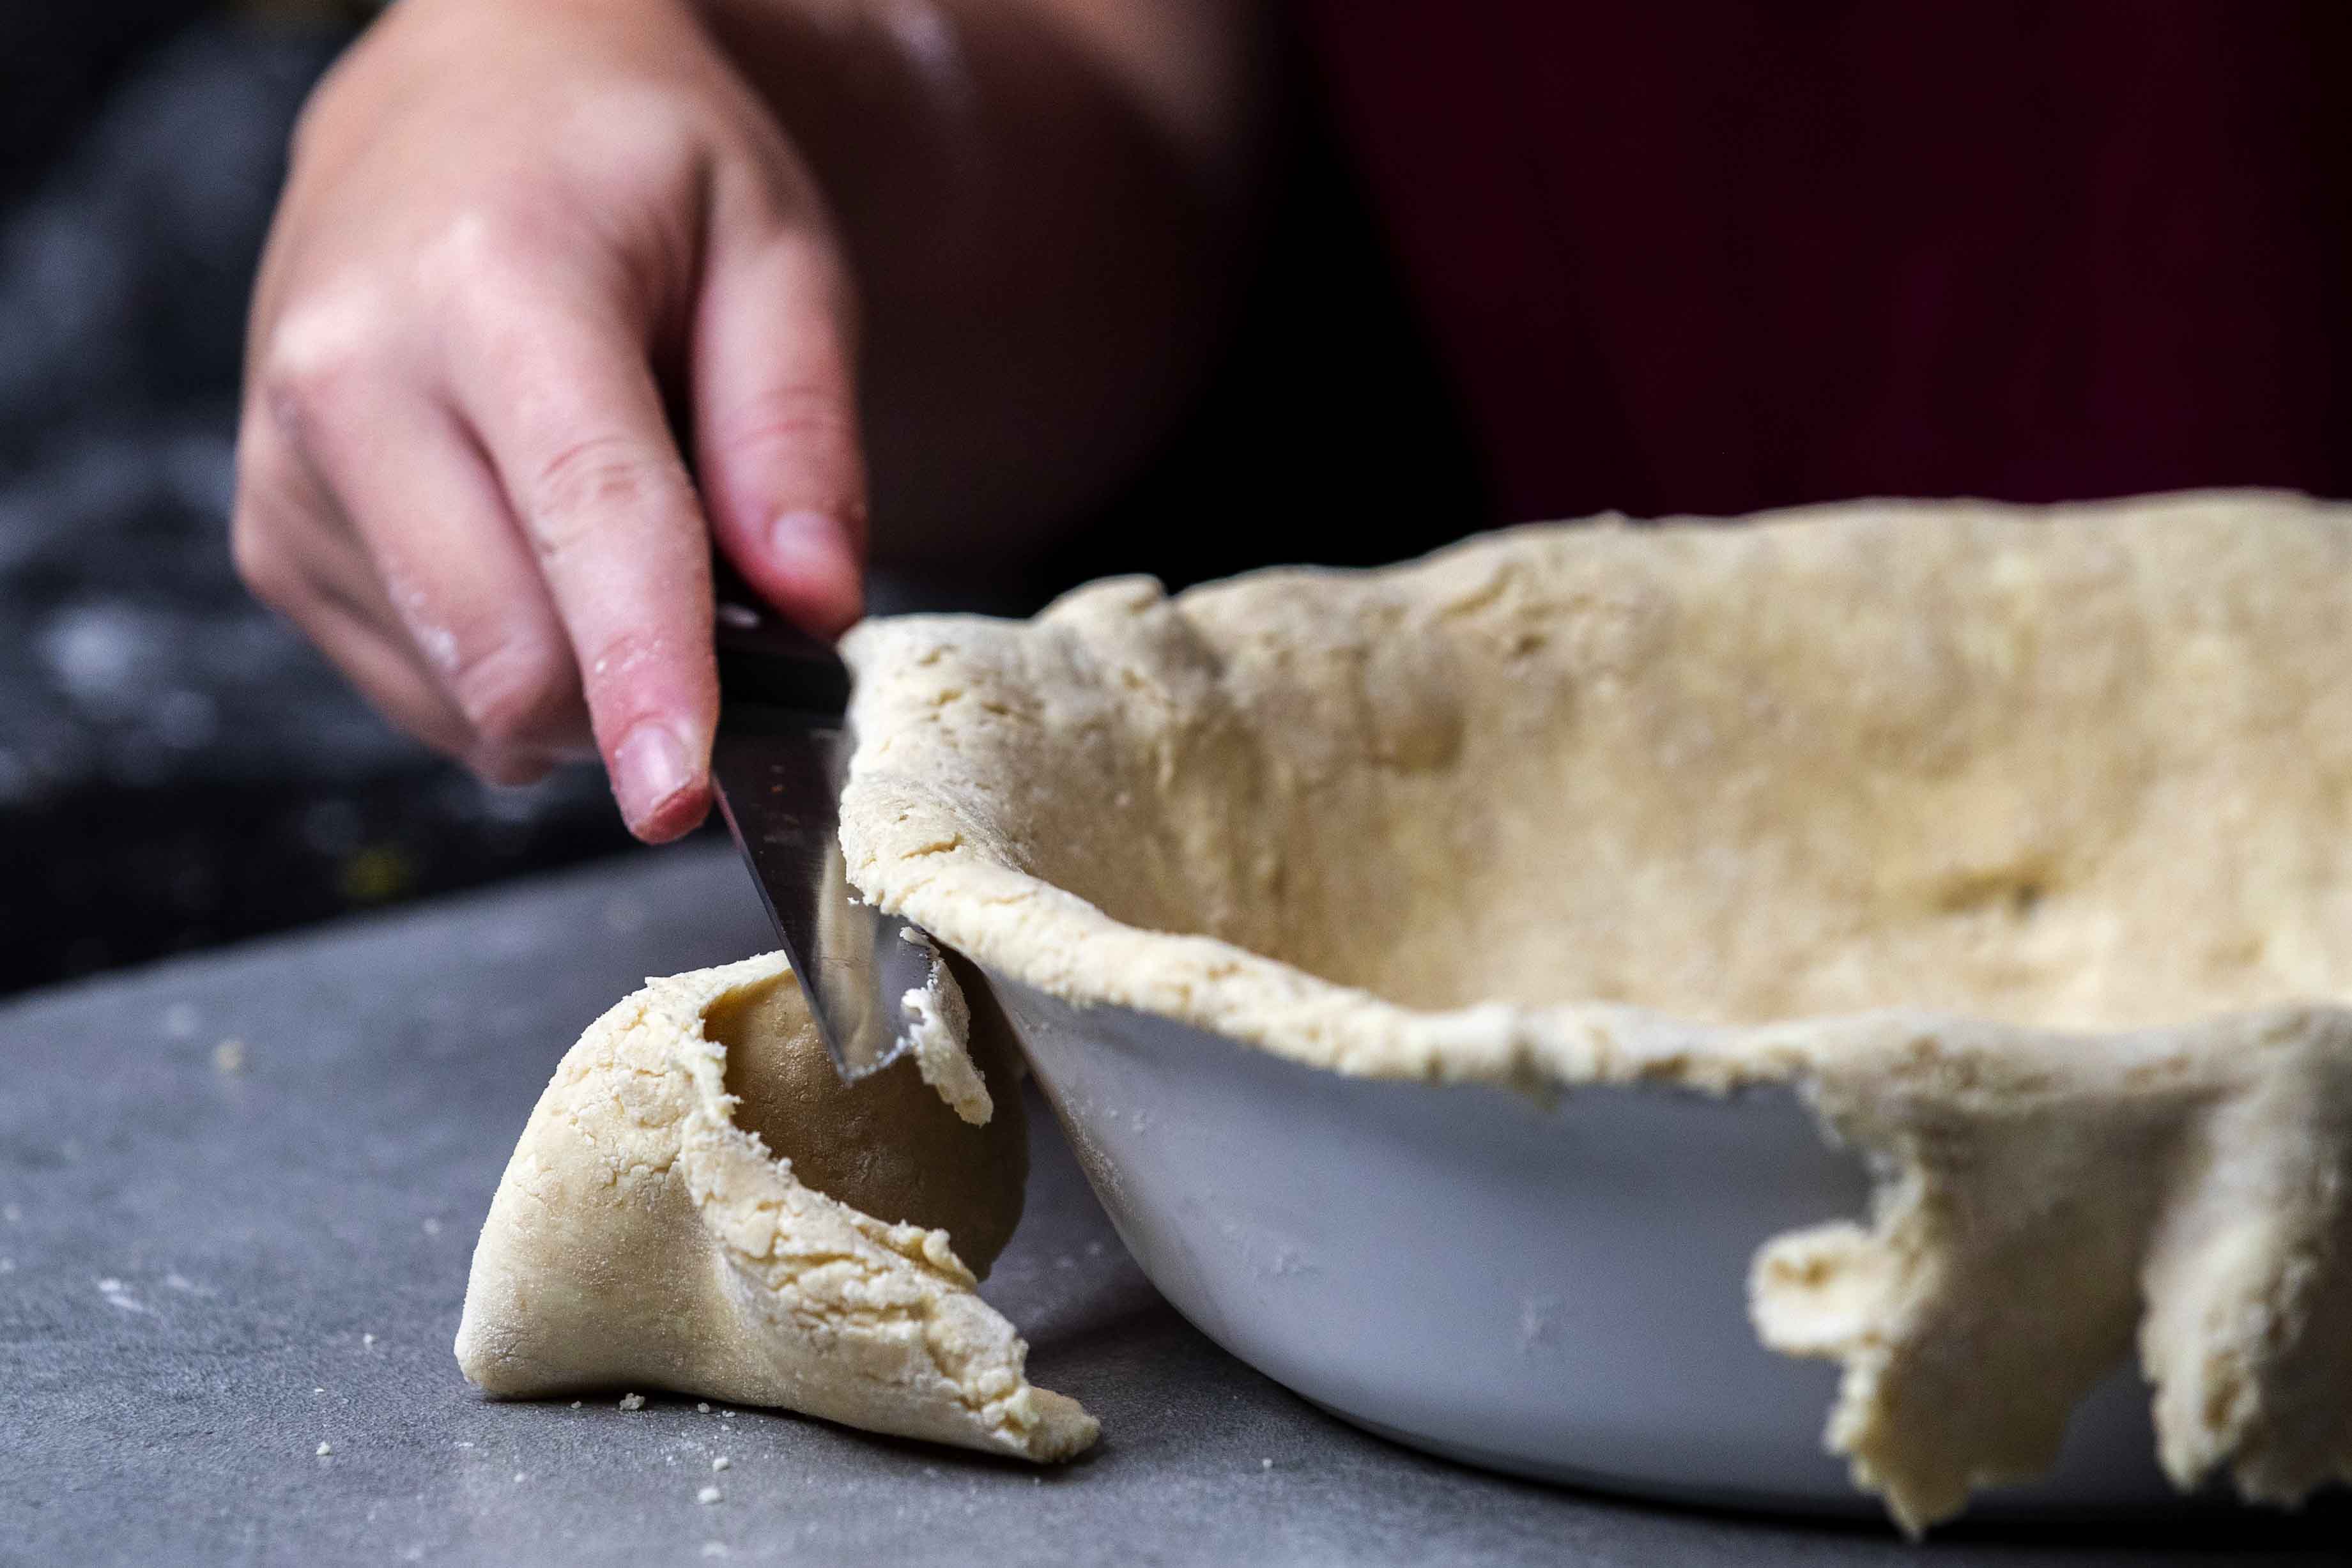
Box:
left=454, top=953, right=1096, bottom=1463
left=896, top=926, right=992, bottom=1124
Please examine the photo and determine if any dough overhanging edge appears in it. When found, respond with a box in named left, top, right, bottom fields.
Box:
left=834, top=491, right=2352, bottom=1528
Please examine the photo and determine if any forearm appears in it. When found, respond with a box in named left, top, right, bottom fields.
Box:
left=698, top=0, right=1272, bottom=569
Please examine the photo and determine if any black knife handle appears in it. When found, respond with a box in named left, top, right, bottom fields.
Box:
left=711, top=557, right=851, bottom=716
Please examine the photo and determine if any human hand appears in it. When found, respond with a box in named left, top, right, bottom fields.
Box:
left=234, top=0, right=865, bottom=842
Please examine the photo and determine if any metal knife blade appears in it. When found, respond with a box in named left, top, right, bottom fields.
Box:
left=707, top=571, right=930, bottom=1082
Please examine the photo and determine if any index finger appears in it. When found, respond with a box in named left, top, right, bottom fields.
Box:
left=445, top=291, right=718, bottom=843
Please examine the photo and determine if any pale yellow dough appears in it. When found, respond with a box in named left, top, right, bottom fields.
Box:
left=836, top=489, right=2352, bottom=1530
left=454, top=953, right=1096, bottom=1463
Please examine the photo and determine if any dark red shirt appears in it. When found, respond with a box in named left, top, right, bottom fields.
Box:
left=1293, top=3, right=2352, bottom=521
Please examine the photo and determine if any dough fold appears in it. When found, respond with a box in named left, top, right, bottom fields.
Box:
left=454, top=953, right=1096, bottom=1463
left=1748, top=1009, right=2352, bottom=1532
left=835, top=491, right=2352, bottom=1526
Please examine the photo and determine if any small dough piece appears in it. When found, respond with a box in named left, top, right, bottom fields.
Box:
left=892, top=928, right=994, bottom=1126
left=453, top=953, right=1095, bottom=1463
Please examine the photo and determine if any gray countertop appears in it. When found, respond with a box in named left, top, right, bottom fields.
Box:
left=4, top=845, right=2344, bottom=1566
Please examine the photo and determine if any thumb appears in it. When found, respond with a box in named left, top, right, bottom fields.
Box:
left=693, top=173, right=868, bottom=639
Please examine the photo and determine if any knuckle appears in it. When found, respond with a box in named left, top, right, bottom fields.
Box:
left=417, top=206, right=551, bottom=309
left=229, top=507, right=302, bottom=613
left=556, top=90, right=702, bottom=192
left=719, top=383, right=856, bottom=458
left=419, top=183, right=672, bottom=325
left=259, top=288, right=397, bottom=433
left=519, top=435, right=691, bottom=558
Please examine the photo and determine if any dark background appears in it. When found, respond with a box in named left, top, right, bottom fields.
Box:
left=0, top=1, right=1482, bottom=997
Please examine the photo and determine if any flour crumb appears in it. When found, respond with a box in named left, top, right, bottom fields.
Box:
left=696, top=1484, right=723, bottom=1505
left=620, top=1392, right=646, bottom=1411
left=1261, top=1457, right=1273, bottom=1470
left=313, top=1387, right=325, bottom=1395
left=316, top=1442, right=333, bottom=1457
left=711, top=1456, right=730, bottom=1472
left=361, top=1332, right=376, bottom=1346
left=696, top=1402, right=710, bottom=1413
left=570, top=1401, right=582, bottom=1410
left=719, top=1410, right=733, bottom=1419
left=700, top=1544, right=729, bottom=1559
left=211, top=1039, right=247, bottom=1074
left=97, top=1277, right=149, bottom=1314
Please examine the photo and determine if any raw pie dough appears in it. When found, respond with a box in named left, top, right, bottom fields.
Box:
left=454, top=953, right=1096, bottom=1463
left=834, top=489, right=2352, bottom=1530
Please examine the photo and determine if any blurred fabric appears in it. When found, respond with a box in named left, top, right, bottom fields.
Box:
left=1296, top=2, right=2352, bottom=522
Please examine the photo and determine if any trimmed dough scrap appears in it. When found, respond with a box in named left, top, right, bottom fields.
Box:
left=835, top=489, right=2352, bottom=1529
left=454, top=952, right=1096, bottom=1463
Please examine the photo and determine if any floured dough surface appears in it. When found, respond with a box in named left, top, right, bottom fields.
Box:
left=706, top=955, right=1022, bottom=1271
left=837, top=490, right=2352, bottom=1528
left=454, top=953, right=1096, bottom=1463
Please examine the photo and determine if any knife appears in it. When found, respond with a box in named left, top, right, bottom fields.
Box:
left=707, top=565, right=930, bottom=1082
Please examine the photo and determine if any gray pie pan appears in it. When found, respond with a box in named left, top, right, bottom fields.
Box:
left=979, top=972, right=2181, bottom=1516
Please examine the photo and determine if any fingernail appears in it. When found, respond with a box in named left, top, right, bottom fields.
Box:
left=769, top=509, right=849, bottom=570
left=611, top=720, right=694, bottom=827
